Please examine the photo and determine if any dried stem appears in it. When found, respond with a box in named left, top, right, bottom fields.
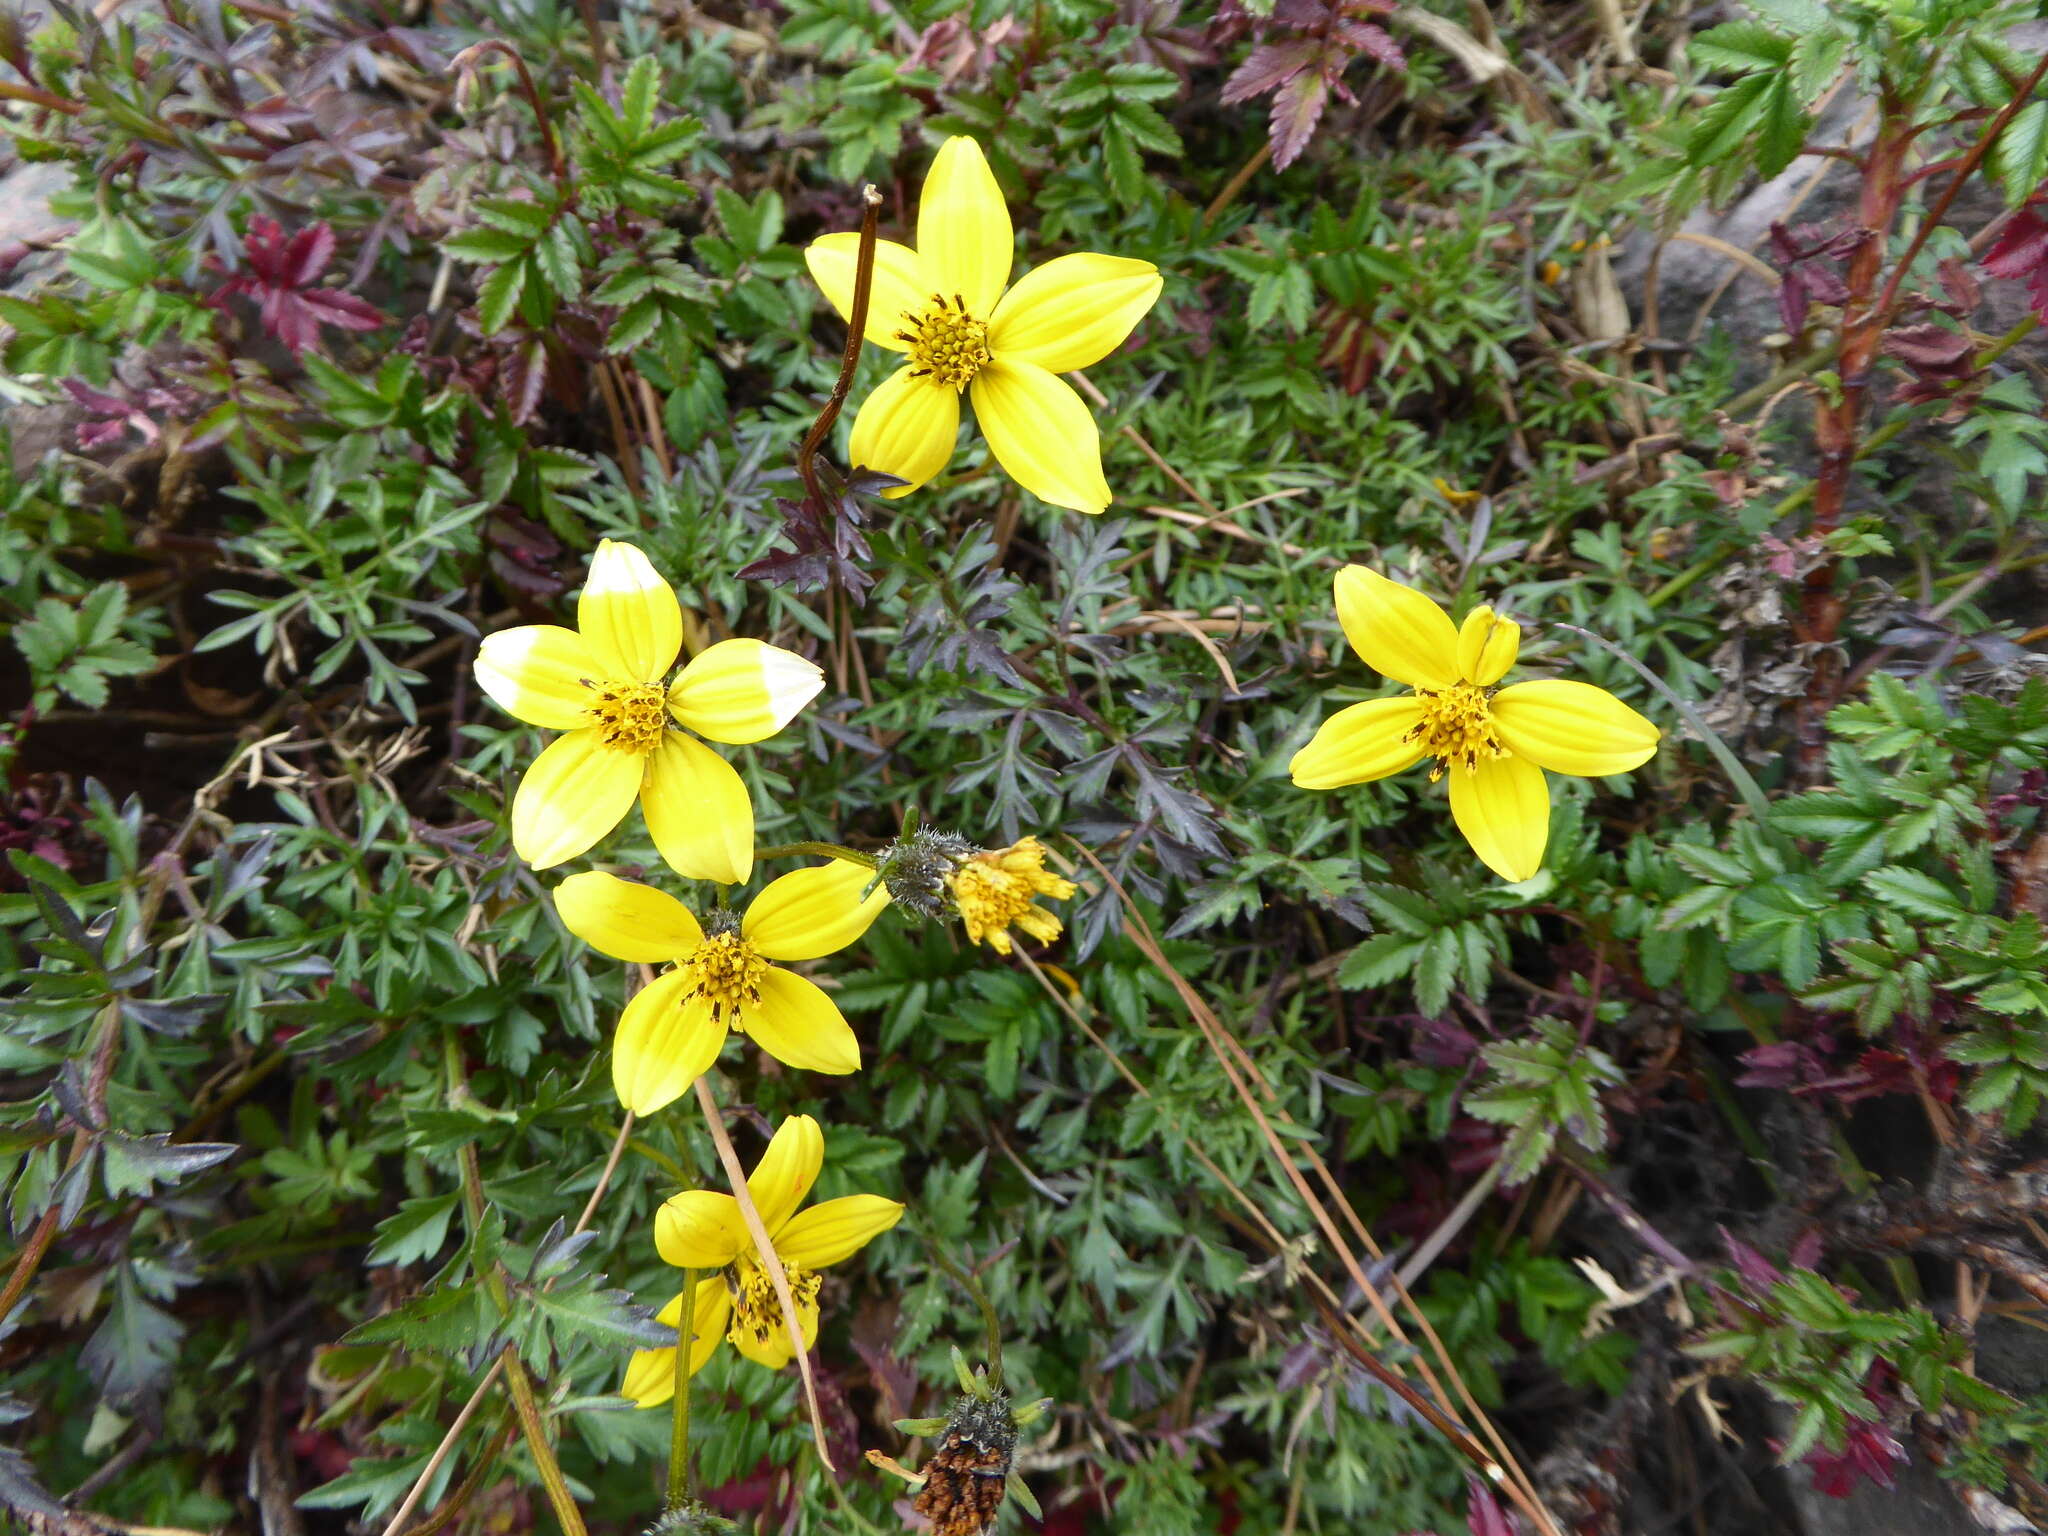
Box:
left=379, top=1112, right=637, bottom=1536
left=798, top=185, right=884, bottom=513
left=692, top=1076, right=837, bottom=1473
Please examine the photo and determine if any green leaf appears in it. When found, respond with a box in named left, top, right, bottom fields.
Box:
left=476, top=260, right=528, bottom=335
left=367, top=1191, right=463, bottom=1266
left=1690, top=21, right=1792, bottom=72
left=1686, top=74, right=1773, bottom=168
left=1754, top=77, right=1812, bottom=179
left=1989, top=100, right=2048, bottom=209
left=1863, top=865, right=1965, bottom=922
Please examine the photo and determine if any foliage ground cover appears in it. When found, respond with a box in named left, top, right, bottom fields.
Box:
left=3, top=1, right=2048, bottom=1534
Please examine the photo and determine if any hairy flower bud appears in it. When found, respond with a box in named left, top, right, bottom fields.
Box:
left=876, top=827, right=974, bottom=922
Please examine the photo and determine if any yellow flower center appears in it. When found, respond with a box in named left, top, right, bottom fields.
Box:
left=1404, top=682, right=1508, bottom=780
left=897, top=293, right=990, bottom=390
left=686, top=928, right=765, bottom=1028
left=584, top=680, right=668, bottom=755
left=726, top=1255, right=822, bottom=1351
left=947, top=838, right=1077, bottom=955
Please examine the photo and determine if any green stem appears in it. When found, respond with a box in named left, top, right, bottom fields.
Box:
left=752, top=841, right=879, bottom=867
left=1548, top=623, right=1771, bottom=821
left=923, top=1233, right=1006, bottom=1392
left=666, top=1270, right=698, bottom=1510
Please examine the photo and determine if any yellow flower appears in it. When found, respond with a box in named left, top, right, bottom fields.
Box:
left=948, top=836, right=1076, bottom=955
left=472, top=540, right=823, bottom=883
left=804, top=137, right=1163, bottom=515
left=555, top=860, right=890, bottom=1114
left=1290, top=567, right=1660, bottom=884
left=622, top=1114, right=903, bottom=1403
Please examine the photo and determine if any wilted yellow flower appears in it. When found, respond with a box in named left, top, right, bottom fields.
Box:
left=804, top=137, right=1162, bottom=515
left=622, top=1114, right=903, bottom=1402
left=473, top=540, right=822, bottom=883
left=555, top=860, right=890, bottom=1114
left=949, top=836, right=1076, bottom=955
left=1290, top=567, right=1660, bottom=883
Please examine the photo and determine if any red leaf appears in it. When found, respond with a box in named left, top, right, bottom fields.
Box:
left=1465, top=1474, right=1518, bottom=1536
left=1267, top=68, right=1329, bottom=171
left=1982, top=207, right=2048, bottom=280
left=1334, top=18, right=1404, bottom=68
left=299, top=289, right=390, bottom=331
left=282, top=221, right=336, bottom=289
left=1881, top=322, right=1974, bottom=371
left=1221, top=39, right=1319, bottom=103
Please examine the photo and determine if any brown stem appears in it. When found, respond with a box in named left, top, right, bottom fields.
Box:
left=1798, top=58, right=2048, bottom=756
left=0, top=79, right=83, bottom=114
left=452, top=42, right=570, bottom=190
left=1871, top=51, right=2048, bottom=328
left=1203, top=141, right=1272, bottom=226
left=797, top=185, right=884, bottom=513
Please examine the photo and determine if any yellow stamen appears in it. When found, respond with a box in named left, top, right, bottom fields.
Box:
left=583, top=680, right=668, bottom=754
left=726, top=1255, right=821, bottom=1349
left=1403, top=682, right=1507, bottom=780
left=686, top=927, right=765, bottom=1028
left=896, top=293, right=990, bottom=390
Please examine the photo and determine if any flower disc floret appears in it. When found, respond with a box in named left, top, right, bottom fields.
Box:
left=1289, top=566, right=1661, bottom=884
left=1408, top=682, right=1508, bottom=780
left=900, top=294, right=991, bottom=389
left=587, top=681, right=670, bottom=754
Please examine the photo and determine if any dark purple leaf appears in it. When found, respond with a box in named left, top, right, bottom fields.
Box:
left=1882, top=323, right=1974, bottom=371
left=1333, top=18, right=1404, bottom=68
left=1268, top=69, right=1330, bottom=171
left=1221, top=38, right=1319, bottom=102
left=1720, top=1228, right=1785, bottom=1291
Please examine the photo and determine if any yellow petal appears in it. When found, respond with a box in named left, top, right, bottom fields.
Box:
left=1289, top=697, right=1428, bottom=789
left=473, top=625, right=603, bottom=730
left=747, top=1114, right=824, bottom=1237
left=728, top=1281, right=818, bottom=1372
left=970, top=360, right=1110, bottom=515
left=742, top=860, right=889, bottom=962
left=641, top=733, right=754, bottom=887
left=611, top=972, right=724, bottom=1115
left=622, top=1281, right=731, bottom=1406
left=740, top=971, right=861, bottom=1076
left=656, top=1192, right=747, bottom=1270
left=774, top=1195, right=905, bottom=1270
left=553, top=870, right=703, bottom=962
left=1491, top=680, right=1661, bottom=778
left=848, top=365, right=959, bottom=499
left=917, top=136, right=1012, bottom=319
left=986, top=253, right=1163, bottom=373
left=1455, top=606, right=1520, bottom=687
left=1447, top=754, right=1551, bottom=883
left=510, top=728, right=645, bottom=869
left=803, top=234, right=934, bottom=350
left=1332, top=566, right=1460, bottom=690
left=668, top=638, right=823, bottom=745
left=578, top=540, right=682, bottom=685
